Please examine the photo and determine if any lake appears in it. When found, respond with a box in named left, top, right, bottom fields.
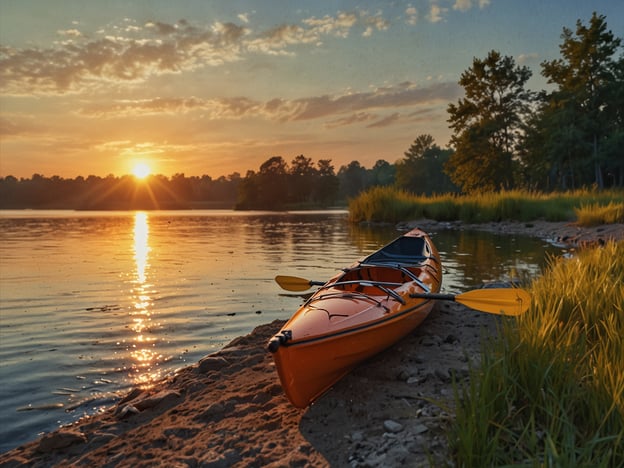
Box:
left=0, top=210, right=561, bottom=452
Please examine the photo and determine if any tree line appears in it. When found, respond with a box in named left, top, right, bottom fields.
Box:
left=0, top=159, right=402, bottom=210
left=1, top=13, right=621, bottom=210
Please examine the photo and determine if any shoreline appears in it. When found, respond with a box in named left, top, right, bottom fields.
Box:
left=1, top=221, right=622, bottom=467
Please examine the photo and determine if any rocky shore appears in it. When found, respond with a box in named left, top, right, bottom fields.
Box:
left=1, top=221, right=622, bottom=467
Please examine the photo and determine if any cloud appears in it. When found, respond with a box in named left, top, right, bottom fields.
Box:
left=290, top=81, right=460, bottom=121
left=0, top=19, right=252, bottom=95
left=405, top=7, right=418, bottom=25
left=1, top=10, right=393, bottom=96
left=325, top=112, right=377, bottom=128
left=453, top=0, right=491, bottom=11
left=57, top=28, right=83, bottom=38
left=453, top=0, right=472, bottom=12
left=367, top=112, right=401, bottom=128
left=302, top=12, right=358, bottom=38
left=77, top=80, right=460, bottom=127
left=517, top=52, right=539, bottom=64
left=427, top=4, right=448, bottom=23
left=362, top=12, right=389, bottom=37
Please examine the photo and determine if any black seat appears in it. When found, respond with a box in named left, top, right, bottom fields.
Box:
left=363, top=236, right=427, bottom=264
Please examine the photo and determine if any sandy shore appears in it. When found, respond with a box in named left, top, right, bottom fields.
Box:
left=1, top=221, right=622, bottom=467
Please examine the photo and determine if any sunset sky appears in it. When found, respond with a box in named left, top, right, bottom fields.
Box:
left=1, top=0, right=622, bottom=179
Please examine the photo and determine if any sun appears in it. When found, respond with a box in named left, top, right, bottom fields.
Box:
left=132, top=162, right=152, bottom=179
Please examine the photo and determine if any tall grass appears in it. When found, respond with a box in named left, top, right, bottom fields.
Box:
left=451, top=241, right=624, bottom=466
left=575, top=201, right=624, bottom=226
left=348, top=187, right=624, bottom=224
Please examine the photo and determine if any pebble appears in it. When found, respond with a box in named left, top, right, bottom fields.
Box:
left=383, top=420, right=403, bottom=433
left=413, top=424, right=429, bottom=434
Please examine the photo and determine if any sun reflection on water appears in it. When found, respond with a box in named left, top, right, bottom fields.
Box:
left=130, top=212, right=160, bottom=387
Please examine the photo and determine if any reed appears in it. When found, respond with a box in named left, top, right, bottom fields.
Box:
left=575, top=201, right=624, bottom=226
left=348, top=187, right=624, bottom=224
left=451, top=241, right=624, bottom=466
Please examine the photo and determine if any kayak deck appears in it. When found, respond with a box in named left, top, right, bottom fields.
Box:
left=268, top=228, right=442, bottom=407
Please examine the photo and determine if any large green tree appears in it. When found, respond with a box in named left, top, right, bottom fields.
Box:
left=446, top=50, right=533, bottom=193
left=539, top=12, right=623, bottom=189
left=396, top=134, right=456, bottom=195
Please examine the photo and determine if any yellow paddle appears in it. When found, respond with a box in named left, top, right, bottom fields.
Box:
left=274, top=275, right=531, bottom=316
left=275, top=275, right=325, bottom=292
left=409, top=289, right=531, bottom=316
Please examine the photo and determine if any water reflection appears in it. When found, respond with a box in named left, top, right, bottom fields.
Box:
left=130, top=212, right=160, bottom=387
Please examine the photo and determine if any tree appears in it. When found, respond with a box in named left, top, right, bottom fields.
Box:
left=369, top=159, right=395, bottom=187
left=256, top=156, right=289, bottom=208
left=337, top=161, right=367, bottom=199
left=314, top=159, right=340, bottom=206
left=446, top=50, right=533, bottom=193
left=395, top=134, right=457, bottom=195
left=289, top=154, right=317, bottom=203
left=236, top=170, right=259, bottom=209
left=540, top=13, right=623, bottom=188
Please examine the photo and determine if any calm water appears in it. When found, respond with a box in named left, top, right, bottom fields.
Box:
left=0, top=210, right=561, bottom=452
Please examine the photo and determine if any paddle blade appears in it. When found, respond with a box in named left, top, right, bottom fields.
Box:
left=275, top=275, right=316, bottom=292
left=455, top=288, right=531, bottom=316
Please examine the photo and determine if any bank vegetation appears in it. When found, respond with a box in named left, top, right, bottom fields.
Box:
left=452, top=241, right=624, bottom=466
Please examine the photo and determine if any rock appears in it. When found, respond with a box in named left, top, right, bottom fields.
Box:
left=36, top=430, right=87, bottom=453
left=383, top=420, right=403, bottom=433
left=89, top=432, right=117, bottom=445
left=195, top=402, right=226, bottom=423
left=198, top=356, right=230, bottom=373
left=134, top=390, right=181, bottom=411
left=413, top=424, right=429, bottom=434
left=116, top=404, right=140, bottom=419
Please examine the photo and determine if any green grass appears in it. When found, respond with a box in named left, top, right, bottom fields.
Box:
left=451, top=241, right=624, bottom=466
left=348, top=187, right=624, bottom=224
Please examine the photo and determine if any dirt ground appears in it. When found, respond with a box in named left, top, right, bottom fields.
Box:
left=1, top=221, right=622, bottom=467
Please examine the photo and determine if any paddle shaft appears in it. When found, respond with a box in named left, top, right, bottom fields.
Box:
left=275, top=275, right=530, bottom=315
left=411, top=292, right=456, bottom=301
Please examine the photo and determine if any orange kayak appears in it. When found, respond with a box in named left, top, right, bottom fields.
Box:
left=268, top=228, right=442, bottom=408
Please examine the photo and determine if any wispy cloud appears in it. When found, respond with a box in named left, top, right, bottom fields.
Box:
left=77, top=80, right=460, bottom=126
left=0, top=4, right=493, bottom=96
left=0, top=10, right=391, bottom=96
left=367, top=112, right=401, bottom=128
